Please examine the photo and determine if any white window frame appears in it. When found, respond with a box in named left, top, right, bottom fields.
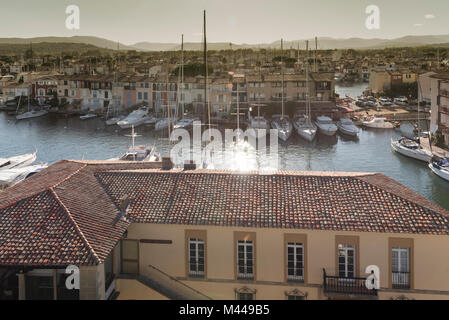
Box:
left=287, top=242, right=304, bottom=282
left=392, top=247, right=410, bottom=287
left=338, top=244, right=355, bottom=278
left=188, top=238, right=205, bottom=277
left=237, top=240, right=254, bottom=279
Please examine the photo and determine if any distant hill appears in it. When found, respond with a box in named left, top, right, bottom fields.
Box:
left=1, top=35, right=449, bottom=53
left=0, top=42, right=111, bottom=55
left=132, top=35, right=449, bottom=51
left=0, top=36, right=136, bottom=51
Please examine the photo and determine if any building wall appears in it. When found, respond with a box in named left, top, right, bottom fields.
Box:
left=122, top=223, right=449, bottom=300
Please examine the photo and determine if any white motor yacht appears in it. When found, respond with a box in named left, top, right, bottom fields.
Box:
left=117, top=107, right=150, bottom=129
left=429, top=157, right=449, bottom=182
left=0, top=152, right=37, bottom=171
left=315, top=116, right=338, bottom=136
left=155, top=117, right=178, bottom=131
left=80, top=113, right=97, bottom=120
left=362, top=117, right=394, bottom=129
left=0, top=163, right=48, bottom=190
left=337, top=118, right=360, bottom=136
left=173, top=116, right=200, bottom=130
left=391, top=137, right=433, bottom=162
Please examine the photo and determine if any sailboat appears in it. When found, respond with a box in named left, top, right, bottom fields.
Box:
left=391, top=81, right=432, bottom=162
left=109, top=125, right=160, bottom=162
left=294, top=40, right=317, bottom=142
left=16, top=85, right=48, bottom=120
left=271, top=38, right=292, bottom=142
left=155, top=73, right=178, bottom=132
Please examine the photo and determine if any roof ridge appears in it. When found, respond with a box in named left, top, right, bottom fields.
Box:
left=50, top=187, right=101, bottom=264
left=52, top=163, right=87, bottom=189
left=356, top=174, right=449, bottom=221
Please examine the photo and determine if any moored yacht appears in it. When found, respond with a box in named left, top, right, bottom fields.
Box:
left=429, top=157, right=449, bottom=182
left=271, top=115, right=292, bottom=142
left=117, top=107, right=150, bottom=129
left=391, top=137, right=433, bottom=162
left=0, top=152, right=37, bottom=171
left=294, top=115, right=317, bottom=142
left=337, top=118, right=360, bottom=136
left=16, top=108, right=48, bottom=120
left=362, top=117, right=394, bottom=129
left=155, top=117, right=178, bottom=131
left=0, top=163, right=48, bottom=190
left=80, top=113, right=97, bottom=120
left=315, top=116, right=338, bottom=136
left=173, top=116, right=200, bottom=130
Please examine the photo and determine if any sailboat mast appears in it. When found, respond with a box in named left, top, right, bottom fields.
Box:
left=181, top=34, right=185, bottom=119
left=203, top=10, right=208, bottom=125
left=314, top=37, right=318, bottom=72
left=281, top=38, right=284, bottom=118
left=306, top=40, right=310, bottom=119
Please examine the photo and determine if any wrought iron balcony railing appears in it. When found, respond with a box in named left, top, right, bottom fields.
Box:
left=322, top=269, right=378, bottom=297
left=392, top=271, right=410, bottom=289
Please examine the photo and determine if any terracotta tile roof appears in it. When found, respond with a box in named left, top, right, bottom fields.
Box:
left=95, top=169, right=449, bottom=235
left=0, top=160, right=162, bottom=267
left=1, top=160, right=449, bottom=268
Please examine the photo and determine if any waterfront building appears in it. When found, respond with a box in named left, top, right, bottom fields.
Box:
left=33, top=76, right=58, bottom=104
left=1, top=160, right=449, bottom=300
left=369, top=69, right=417, bottom=95
left=430, top=73, right=449, bottom=148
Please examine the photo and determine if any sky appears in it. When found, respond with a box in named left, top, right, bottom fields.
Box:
left=0, top=0, right=448, bottom=45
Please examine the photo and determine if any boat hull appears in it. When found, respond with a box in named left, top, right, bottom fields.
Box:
left=429, top=163, right=449, bottom=182
left=118, top=119, right=145, bottom=129
left=337, top=125, right=359, bottom=136
left=391, top=140, right=433, bottom=162
left=297, top=129, right=316, bottom=141
left=16, top=110, right=48, bottom=120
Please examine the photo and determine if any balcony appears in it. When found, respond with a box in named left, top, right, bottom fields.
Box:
left=392, top=271, right=410, bottom=289
left=322, top=269, right=378, bottom=298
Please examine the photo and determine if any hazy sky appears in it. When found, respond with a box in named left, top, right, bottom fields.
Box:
left=0, top=0, right=448, bottom=45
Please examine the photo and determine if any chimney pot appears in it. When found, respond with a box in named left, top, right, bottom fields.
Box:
left=162, top=156, right=174, bottom=170
left=184, top=160, right=197, bottom=171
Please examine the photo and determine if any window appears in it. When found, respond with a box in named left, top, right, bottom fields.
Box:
left=138, top=92, right=142, bottom=100
left=237, top=240, right=254, bottom=279
left=235, top=287, right=256, bottom=300
left=121, top=239, right=139, bottom=274
left=338, top=244, right=355, bottom=278
left=189, top=238, right=205, bottom=277
left=392, top=247, right=410, bottom=289
left=104, top=91, right=109, bottom=99
left=238, top=292, right=254, bottom=300
left=144, top=92, right=148, bottom=100
left=285, top=289, right=307, bottom=300
left=287, top=242, right=304, bottom=282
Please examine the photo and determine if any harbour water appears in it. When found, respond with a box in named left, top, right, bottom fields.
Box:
left=1, top=111, right=448, bottom=210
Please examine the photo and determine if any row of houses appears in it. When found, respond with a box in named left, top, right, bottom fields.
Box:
left=1, top=71, right=335, bottom=115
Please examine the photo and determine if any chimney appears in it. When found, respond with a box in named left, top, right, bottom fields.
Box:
left=120, top=195, right=130, bottom=215
left=184, top=160, right=197, bottom=171
left=162, top=156, right=174, bottom=170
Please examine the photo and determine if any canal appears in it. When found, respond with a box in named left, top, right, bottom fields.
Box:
left=0, top=83, right=448, bottom=210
